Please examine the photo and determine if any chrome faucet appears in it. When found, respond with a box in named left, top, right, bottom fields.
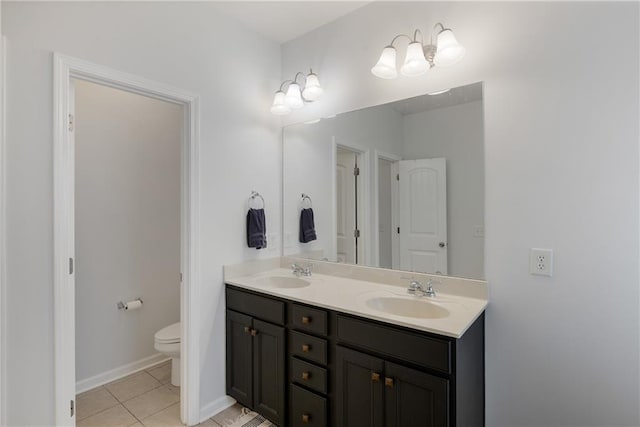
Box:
left=292, top=263, right=313, bottom=277
left=407, top=279, right=438, bottom=297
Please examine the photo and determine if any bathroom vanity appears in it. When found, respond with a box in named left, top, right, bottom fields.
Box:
left=224, top=262, right=487, bottom=427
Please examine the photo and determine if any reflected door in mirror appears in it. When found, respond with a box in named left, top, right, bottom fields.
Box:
left=397, top=158, right=447, bottom=274
left=336, top=149, right=358, bottom=264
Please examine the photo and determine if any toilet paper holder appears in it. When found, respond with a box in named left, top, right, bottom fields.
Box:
left=117, top=298, right=143, bottom=310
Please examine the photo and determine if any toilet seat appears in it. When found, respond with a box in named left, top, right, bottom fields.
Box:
left=155, top=322, right=180, bottom=344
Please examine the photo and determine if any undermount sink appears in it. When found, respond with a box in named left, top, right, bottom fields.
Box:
left=365, top=296, right=449, bottom=319
left=255, top=276, right=311, bottom=289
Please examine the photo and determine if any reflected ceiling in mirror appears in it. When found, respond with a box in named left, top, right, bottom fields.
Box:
left=283, top=82, right=484, bottom=280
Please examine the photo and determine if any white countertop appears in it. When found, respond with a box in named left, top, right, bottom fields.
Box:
left=225, top=267, right=488, bottom=339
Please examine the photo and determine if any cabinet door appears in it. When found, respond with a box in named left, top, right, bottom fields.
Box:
left=384, top=361, right=449, bottom=427
left=335, top=346, right=384, bottom=427
left=253, top=319, right=286, bottom=425
left=226, top=310, right=253, bottom=408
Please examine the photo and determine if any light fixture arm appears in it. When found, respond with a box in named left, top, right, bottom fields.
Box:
left=389, top=33, right=413, bottom=47
left=412, top=29, right=425, bottom=44
left=278, top=79, right=294, bottom=92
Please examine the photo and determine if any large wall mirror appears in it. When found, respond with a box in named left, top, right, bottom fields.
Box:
left=283, top=82, right=484, bottom=280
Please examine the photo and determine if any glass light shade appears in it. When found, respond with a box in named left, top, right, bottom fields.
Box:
left=371, top=46, right=398, bottom=79
left=285, top=83, right=304, bottom=109
left=400, top=42, right=430, bottom=77
left=302, top=73, right=323, bottom=101
left=270, top=91, right=291, bottom=115
left=434, top=29, right=466, bottom=67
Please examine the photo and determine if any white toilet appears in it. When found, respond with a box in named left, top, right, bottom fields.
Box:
left=154, top=322, right=181, bottom=386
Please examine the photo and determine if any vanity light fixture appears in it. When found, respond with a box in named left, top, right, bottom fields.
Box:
left=371, top=23, right=465, bottom=79
left=271, top=70, right=323, bottom=115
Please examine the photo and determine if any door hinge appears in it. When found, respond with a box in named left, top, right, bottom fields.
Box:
left=69, top=258, right=74, bottom=275
left=68, top=114, right=74, bottom=132
left=70, top=399, right=75, bottom=417
left=396, top=173, right=399, bottom=181
left=397, top=227, right=400, bottom=234
left=354, top=229, right=360, bottom=238
left=180, top=272, right=183, bottom=282
left=353, top=166, right=360, bottom=176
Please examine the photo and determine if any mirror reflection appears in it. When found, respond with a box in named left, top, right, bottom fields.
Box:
left=283, top=82, right=484, bottom=280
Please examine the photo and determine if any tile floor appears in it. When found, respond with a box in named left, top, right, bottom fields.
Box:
left=76, top=361, right=246, bottom=426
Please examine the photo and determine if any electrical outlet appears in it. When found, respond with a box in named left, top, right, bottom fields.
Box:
left=530, top=248, right=553, bottom=277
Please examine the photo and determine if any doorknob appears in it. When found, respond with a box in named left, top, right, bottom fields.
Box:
left=439, top=242, right=446, bottom=248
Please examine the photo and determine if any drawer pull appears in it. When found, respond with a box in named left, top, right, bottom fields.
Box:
left=250, top=329, right=258, bottom=336
left=243, top=326, right=251, bottom=334
left=301, top=371, right=311, bottom=380
left=385, top=377, right=394, bottom=388
left=302, top=316, right=311, bottom=324
left=301, top=414, right=310, bottom=423
left=302, top=344, right=311, bottom=352
left=371, top=372, right=380, bottom=382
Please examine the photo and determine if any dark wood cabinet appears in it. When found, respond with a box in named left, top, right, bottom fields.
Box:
left=384, top=361, right=449, bottom=427
left=226, top=284, right=484, bottom=427
left=226, top=310, right=253, bottom=408
left=226, top=309, right=285, bottom=425
left=335, top=346, right=384, bottom=427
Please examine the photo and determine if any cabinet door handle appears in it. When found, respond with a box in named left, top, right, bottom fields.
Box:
left=385, top=377, right=394, bottom=388
left=302, top=371, right=311, bottom=380
left=301, top=414, right=310, bottom=423
left=301, top=344, right=310, bottom=352
left=371, top=372, right=380, bottom=382
left=250, top=329, right=258, bottom=336
left=243, top=326, right=251, bottom=334
left=302, top=316, right=311, bottom=324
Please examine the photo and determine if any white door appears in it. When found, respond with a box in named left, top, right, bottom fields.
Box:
left=336, top=149, right=357, bottom=263
left=398, top=158, right=447, bottom=274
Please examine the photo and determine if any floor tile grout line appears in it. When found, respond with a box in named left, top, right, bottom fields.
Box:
left=76, top=402, right=127, bottom=424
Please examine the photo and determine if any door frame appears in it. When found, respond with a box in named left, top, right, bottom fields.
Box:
left=372, top=150, right=402, bottom=268
left=53, top=54, right=201, bottom=426
left=0, top=35, right=7, bottom=427
left=332, top=138, right=370, bottom=265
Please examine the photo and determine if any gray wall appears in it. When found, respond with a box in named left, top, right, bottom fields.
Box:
left=3, top=2, right=281, bottom=424
left=74, top=80, right=181, bottom=384
left=281, top=2, right=639, bottom=426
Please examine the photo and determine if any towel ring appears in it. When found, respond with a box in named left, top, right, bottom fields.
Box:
left=249, top=190, right=265, bottom=209
left=301, top=193, right=313, bottom=209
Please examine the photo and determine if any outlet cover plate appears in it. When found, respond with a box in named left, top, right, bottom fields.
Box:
left=530, top=248, right=553, bottom=277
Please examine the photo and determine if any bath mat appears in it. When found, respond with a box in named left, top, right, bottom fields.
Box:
left=220, top=408, right=274, bottom=427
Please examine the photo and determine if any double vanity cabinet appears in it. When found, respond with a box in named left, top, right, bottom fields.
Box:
left=225, top=277, right=485, bottom=427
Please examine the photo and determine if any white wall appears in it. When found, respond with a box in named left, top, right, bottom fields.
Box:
left=3, top=2, right=281, bottom=424
left=74, top=80, right=181, bottom=383
left=403, top=100, right=484, bottom=279
left=282, top=2, right=640, bottom=426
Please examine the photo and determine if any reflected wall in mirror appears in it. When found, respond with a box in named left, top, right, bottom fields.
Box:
left=283, top=82, right=484, bottom=280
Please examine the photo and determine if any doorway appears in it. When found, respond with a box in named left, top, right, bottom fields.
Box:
left=334, top=143, right=369, bottom=265
left=53, top=54, right=201, bottom=426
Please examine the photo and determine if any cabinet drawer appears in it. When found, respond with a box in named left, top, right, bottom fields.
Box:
left=336, top=315, right=451, bottom=374
left=290, top=384, right=327, bottom=427
left=226, top=287, right=285, bottom=325
left=290, top=331, right=328, bottom=366
left=291, top=357, right=327, bottom=395
left=291, top=304, right=328, bottom=336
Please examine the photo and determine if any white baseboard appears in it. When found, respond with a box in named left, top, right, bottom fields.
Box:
left=199, top=395, right=236, bottom=423
left=76, top=353, right=170, bottom=394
